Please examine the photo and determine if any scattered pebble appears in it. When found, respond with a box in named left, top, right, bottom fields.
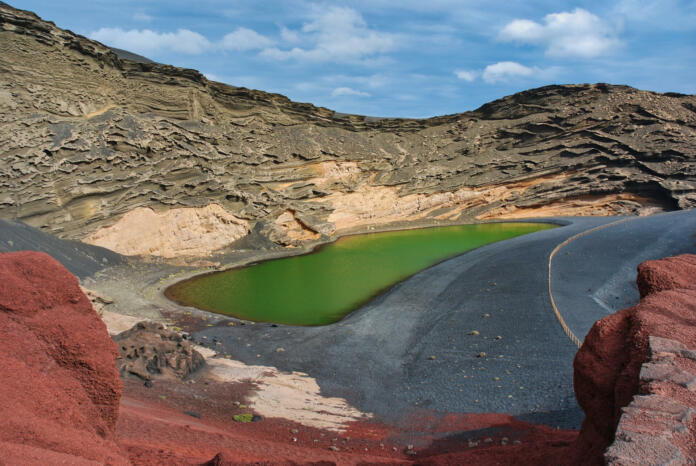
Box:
left=513, top=440, right=522, bottom=445
left=493, top=376, right=500, bottom=381
left=329, top=445, right=340, bottom=452
left=143, top=380, right=152, bottom=388
left=291, top=429, right=298, bottom=434
left=483, top=437, right=493, bottom=444
left=428, top=355, right=436, bottom=360
left=477, top=352, right=486, bottom=358
left=495, top=335, right=502, bottom=340
left=469, top=330, right=480, bottom=336
left=276, top=347, right=285, bottom=353
left=292, top=437, right=297, bottom=442
left=482, top=313, right=491, bottom=318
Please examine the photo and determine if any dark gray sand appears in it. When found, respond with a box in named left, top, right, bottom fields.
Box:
left=194, top=211, right=696, bottom=429
left=0, top=218, right=124, bottom=278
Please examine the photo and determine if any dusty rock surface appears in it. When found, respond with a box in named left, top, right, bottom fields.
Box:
left=86, top=204, right=250, bottom=257
left=0, top=251, right=128, bottom=464
left=1, top=4, right=695, bottom=258
left=114, top=321, right=205, bottom=381
left=571, top=253, right=696, bottom=464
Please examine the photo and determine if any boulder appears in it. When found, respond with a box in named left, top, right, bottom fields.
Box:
left=114, top=321, right=205, bottom=381
left=570, top=254, right=696, bottom=464
left=0, top=251, right=128, bottom=464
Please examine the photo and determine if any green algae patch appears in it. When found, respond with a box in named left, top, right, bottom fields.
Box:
left=166, top=222, right=554, bottom=326
left=233, top=413, right=254, bottom=423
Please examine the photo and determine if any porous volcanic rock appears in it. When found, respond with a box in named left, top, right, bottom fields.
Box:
left=0, top=251, right=128, bottom=464
left=636, top=254, right=696, bottom=298
left=570, top=254, right=696, bottom=464
left=114, top=321, right=205, bottom=381
left=1, top=3, right=695, bottom=258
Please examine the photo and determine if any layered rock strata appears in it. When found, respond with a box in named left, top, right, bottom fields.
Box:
left=571, top=254, right=696, bottom=464
left=1, top=3, right=695, bottom=257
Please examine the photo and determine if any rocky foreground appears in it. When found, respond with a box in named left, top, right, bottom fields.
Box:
left=1, top=250, right=693, bottom=464
left=1, top=2, right=696, bottom=259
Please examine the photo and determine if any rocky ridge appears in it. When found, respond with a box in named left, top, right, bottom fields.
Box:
left=571, top=254, right=696, bottom=464
left=1, top=2, right=695, bottom=257
left=0, top=251, right=128, bottom=464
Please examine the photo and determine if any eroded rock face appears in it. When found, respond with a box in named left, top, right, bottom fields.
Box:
left=571, top=254, right=696, bottom=464
left=1, top=4, right=695, bottom=257
left=85, top=204, right=249, bottom=257
left=0, top=251, right=128, bottom=464
left=114, top=321, right=205, bottom=381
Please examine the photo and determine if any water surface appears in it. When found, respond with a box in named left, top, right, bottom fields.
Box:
left=167, top=222, right=554, bottom=325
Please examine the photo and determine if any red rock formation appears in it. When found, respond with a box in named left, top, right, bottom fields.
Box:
left=0, top=251, right=128, bottom=464
left=571, top=254, right=696, bottom=464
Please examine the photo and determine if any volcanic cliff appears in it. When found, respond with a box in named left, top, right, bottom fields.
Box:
left=1, top=2, right=695, bottom=258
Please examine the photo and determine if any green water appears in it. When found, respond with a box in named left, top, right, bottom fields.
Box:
left=166, top=222, right=554, bottom=326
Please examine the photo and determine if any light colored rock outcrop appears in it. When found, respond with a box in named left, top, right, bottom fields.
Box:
left=85, top=204, right=249, bottom=257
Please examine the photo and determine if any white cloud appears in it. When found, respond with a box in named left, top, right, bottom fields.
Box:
left=90, top=28, right=211, bottom=55
left=132, top=12, right=152, bottom=22
left=321, top=73, right=390, bottom=89
left=499, top=8, right=620, bottom=58
left=481, top=61, right=536, bottom=83
left=260, top=7, right=396, bottom=63
left=280, top=26, right=301, bottom=44
left=613, top=0, right=696, bottom=30
left=331, top=87, right=371, bottom=97
left=454, top=69, right=478, bottom=82
left=221, top=27, right=275, bottom=51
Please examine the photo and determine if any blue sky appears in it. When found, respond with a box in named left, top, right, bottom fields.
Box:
left=13, top=0, right=696, bottom=118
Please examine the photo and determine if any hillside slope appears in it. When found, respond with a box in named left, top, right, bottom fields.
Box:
left=1, top=2, right=695, bottom=257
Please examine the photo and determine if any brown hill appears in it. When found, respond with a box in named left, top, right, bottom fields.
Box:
left=1, top=2, right=695, bottom=257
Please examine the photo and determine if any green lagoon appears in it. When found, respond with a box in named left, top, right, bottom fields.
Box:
left=166, top=222, right=554, bottom=326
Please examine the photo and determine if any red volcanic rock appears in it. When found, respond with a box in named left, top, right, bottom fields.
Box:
left=571, top=254, right=696, bottom=465
left=0, top=251, right=128, bottom=464
left=636, top=253, right=696, bottom=298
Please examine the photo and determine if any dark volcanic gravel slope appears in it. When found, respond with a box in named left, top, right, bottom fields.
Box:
left=195, top=211, right=696, bottom=430
left=0, top=218, right=124, bottom=278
